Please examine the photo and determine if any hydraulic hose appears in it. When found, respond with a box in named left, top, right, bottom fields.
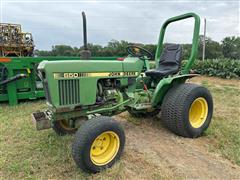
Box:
left=0, top=65, right=8, bottom=81
left=0, top=74, right=27, bottom=86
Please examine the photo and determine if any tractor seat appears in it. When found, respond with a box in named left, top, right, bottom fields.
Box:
left=145, top=44, right=182, bottom=79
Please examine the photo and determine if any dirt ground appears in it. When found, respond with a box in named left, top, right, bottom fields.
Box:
left=116, top=112, right=240, bottom=179
left=111, top=77, right=240, bottom=179
left=112, top=76, right=240, bottom=179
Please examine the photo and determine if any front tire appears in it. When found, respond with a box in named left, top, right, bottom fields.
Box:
left=161, top=83, right=213, bottom=138
left=72, top=116, right=125, bottom=173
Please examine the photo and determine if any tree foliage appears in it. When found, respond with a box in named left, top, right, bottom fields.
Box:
left=221, top=36, right=240, bottom=59
left=198, top=35, right=223, bottom=59
left=34, top=36, right=239, bottom=60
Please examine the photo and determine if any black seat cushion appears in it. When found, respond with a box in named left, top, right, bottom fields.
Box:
left=145, top=44, right=182, bottom=79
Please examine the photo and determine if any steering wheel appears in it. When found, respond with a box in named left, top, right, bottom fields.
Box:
left=126, top=45, right=154, bottom=60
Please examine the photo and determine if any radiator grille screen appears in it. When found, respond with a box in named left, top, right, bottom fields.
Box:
left=43, top=81, right=52, bottom=104
left=58, top=79, right=80, bottom=105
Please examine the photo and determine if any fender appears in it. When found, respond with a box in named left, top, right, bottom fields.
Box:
left=151, top=74, right=199, bottom=107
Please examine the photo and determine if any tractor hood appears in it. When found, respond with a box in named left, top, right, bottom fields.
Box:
left=38, top=57, right=144, bottom=108
left=38, top=57, right=143, bottom=72
left=38, top=60, right=123, bottom=73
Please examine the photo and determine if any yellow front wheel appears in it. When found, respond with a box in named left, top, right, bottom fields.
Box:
left=90, top=131, right=120, bottom=166
left=72, top=116, right=125, bottom=173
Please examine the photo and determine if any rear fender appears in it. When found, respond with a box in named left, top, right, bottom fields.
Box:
left=151, top=74, right=199, bottom=107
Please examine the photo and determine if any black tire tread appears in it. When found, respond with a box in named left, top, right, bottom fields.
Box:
left=161, top=83, right=213, bottom=138
left=72, top=116, right=125, bottom=173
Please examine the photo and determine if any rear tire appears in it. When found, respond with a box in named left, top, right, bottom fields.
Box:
left=72, top=116, right=125, bottom=173
left=161, top=83, right=213, bottom=138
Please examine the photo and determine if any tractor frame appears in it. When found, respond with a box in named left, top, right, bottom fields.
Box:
left=32, top=12, right=213, bottom=173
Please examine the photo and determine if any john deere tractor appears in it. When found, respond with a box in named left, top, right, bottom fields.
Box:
left=32, top=12, right=213, bottom=173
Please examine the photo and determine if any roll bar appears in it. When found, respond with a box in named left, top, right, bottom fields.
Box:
left=155, top=12, right=201, bottom=74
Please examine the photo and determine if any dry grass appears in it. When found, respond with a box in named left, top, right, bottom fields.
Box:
left=0, top=76, right=239, bottom=179
left=190, top=76, right=240, bottom=165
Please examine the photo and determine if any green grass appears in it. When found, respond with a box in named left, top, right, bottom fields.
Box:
left=0, top=101, right=88, bottom=179
left=0, top=77, right=239, bottom=178
left=203, top=81, right=240, bottom=165
left=0, top=101, right=166, bottom=179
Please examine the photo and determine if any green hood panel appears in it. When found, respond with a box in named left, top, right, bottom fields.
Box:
left=39, top=57, right=144, bottom=108
left=39, top=60, right=124, bottom=73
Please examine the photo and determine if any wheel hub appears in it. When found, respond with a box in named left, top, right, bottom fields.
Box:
left=90, top=131, right=120, bottom=165
left=189, top=97, right=208, bottom=128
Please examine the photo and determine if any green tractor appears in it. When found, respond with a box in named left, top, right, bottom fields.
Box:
left=32, top=12, right=213, bottom=173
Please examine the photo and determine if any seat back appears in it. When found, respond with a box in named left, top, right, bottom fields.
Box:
left=158, top=44, right=182, bottom=69
left=145, top=44, right=183, bottom=79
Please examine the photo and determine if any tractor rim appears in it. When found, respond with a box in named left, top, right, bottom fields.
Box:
left=90, top=131, right=120, bottom=166
left=59, top=120, right=76, bottom=130
left=189, top=97, right=208, bottom=128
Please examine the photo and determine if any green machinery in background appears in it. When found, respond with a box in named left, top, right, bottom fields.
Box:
left=0, top=56, right=120, bottom=105
left=0, top=12, right=120, bottom=105
left=33, top=12, right=213, bottom=173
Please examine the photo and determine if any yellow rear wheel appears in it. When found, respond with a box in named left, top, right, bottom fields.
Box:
left=189, top=97, right=208, bottom=128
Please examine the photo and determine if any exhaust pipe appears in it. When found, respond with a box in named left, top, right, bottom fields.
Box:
left=82, top=12, right=88, bottom=50
left=80, top=11, right=91, bottom=59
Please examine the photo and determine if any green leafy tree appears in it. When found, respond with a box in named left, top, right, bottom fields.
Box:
left=51, top=45, right=74, bottom=56
left=222, top=36, right=240, bottom=59
left=34, top=36, right=239, bottom=60
left=182, top=44, right=192, bottom=60
left=34, top=49, right=52, bottom=56
left=106, top=40, right=129, bottom=56
left=198, top=35, right=223, bottom=59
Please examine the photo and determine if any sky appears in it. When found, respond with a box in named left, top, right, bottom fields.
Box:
left=0, top=0, right=239, bottom=50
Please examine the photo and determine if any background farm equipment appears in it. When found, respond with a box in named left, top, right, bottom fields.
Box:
left=0, top=56, right=120, bottom=105
left=0, top=23, right=34, bottom=57
left=0, top=14, right=121, bottom=105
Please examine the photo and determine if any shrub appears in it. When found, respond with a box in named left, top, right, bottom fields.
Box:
left=191, top=59, right=240, bottom=79
left=149, top=59, right=240, bottom=79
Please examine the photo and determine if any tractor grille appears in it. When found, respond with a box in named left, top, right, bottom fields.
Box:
left=58, top=79, right=80, bottom=106
left=43, top=81, right=52, bottom=104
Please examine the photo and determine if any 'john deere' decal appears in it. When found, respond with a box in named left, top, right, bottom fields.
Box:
left=53, top=72, right=139, bottom=79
